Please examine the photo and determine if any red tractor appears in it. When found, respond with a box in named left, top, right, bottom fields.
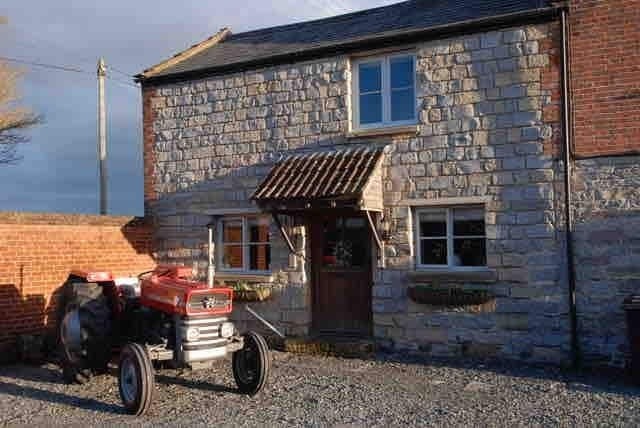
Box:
left=58, top=266, right=270, bottom=416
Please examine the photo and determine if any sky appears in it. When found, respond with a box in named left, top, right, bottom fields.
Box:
left=0, top=0, right=396, bottom=216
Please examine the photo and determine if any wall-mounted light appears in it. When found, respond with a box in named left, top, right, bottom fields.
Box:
left=381, top=214, right=393, bottom=242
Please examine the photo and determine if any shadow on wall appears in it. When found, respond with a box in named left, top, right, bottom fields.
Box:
left=0, top=282, right=54, bottom=364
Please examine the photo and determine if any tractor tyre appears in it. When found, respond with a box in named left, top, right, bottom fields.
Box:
left=232, top=331, right=271, bottom=396
left=118, top=343, right=155, bottom=416
left=58, top=281, right=112, bottom=384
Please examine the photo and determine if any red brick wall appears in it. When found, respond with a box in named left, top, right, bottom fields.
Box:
left=570, top=0, right=640, bottom=157
left=0, top=212, right=155, bottom=361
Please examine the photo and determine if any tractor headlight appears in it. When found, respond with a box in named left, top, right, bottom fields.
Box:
left=185, top=327, right=200, bottom=342
left=220, top=322, right=235, bottom=338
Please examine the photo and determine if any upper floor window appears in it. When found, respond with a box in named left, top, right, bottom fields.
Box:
left=415, top=207, right=487, bottom=270
left=352, top=53, right=416, bottom=130
left=218, top=216, right=271, bottom=273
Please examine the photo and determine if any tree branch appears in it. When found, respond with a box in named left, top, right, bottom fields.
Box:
left=0, top=60, right=41, bottom=165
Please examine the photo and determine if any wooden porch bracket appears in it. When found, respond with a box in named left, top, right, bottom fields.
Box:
left=272, top=213, right=296, bottom=254
left=365, top=211, right=385, bottom=269
left=365, top=210, right=383, bottom=252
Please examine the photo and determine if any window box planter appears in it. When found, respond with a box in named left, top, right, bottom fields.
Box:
left=232, top=284, right=273, bottom=302
left=408, top=285, right=494, bottom=306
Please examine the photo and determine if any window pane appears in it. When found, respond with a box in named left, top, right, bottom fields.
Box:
left=454, top=238, right=486, bottom=267
left=420, top=239, right=448, bottom=265
left=249, top=244, right=271, bottom=271
left=222, top=220, right=243, bottom=243
left=391, top=88, right=415, bottom=122
left=343, top=218, right=368, bottom=268
left=322, top=218, right=368, bottom=268
left=248, top=218, right=270, bottom=243
left=419, top=211, right=446, bottom=237
left=223, top=245, right=243, bottom=269
left=359, top=62, right=382, bottom=93
left=360, top=93, right=383, bottom=125
left=453, top=208, right=485, bottom=236
left=390, top=56, right=414, bottom=89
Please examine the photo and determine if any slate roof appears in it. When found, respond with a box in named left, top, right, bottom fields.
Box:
left=144, top=0, right=551, bottom=80
left=252, top=148, right=384, bottom=203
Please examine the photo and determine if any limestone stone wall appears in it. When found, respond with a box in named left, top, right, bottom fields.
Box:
left=372, top=23, right=570, bottom=363
left=573, top=156, right=640, bottom=367
left=143, top=22, right=571, bottom=363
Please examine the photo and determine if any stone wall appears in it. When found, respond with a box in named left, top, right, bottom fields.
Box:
left=373, top=23, right=570, bottom=363
left=143, top=22, right=571, bottom=363
left=573, top=155, right=640, bottom=367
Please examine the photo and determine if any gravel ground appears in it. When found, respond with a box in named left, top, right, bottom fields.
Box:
left=1, top=351, right=639, bottom=427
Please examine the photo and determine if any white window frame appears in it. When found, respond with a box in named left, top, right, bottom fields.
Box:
left=352, top=52, right=418, bottom=131
left=217, top=216, right=272, bottom=274
left=414, top=207, right=488, bottom=271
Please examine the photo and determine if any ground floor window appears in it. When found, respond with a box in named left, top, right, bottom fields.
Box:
left=414, top=206, right=486, bottom=269
left=218, top=216, right=271, bottom=273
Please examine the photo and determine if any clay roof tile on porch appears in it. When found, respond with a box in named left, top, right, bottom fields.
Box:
left=252, top=147, right=384, bottom=212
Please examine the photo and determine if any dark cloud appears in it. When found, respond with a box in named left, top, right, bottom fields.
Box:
left=0, top=0, right=395, bottom=215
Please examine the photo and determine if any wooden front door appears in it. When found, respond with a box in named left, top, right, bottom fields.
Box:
left=310, top=213, right=373, bottom=337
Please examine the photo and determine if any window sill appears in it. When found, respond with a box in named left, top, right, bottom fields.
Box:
left=347, top=124, right=418, bottom=139
left=408, top=268, right=497, bottom=284
left=214, top=272, right=274, bottom=283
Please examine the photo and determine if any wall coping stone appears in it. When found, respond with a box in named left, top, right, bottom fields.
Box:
left=0, top=212, right=150, bottom=227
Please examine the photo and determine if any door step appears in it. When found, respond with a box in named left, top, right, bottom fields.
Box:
left=284, top=336, right=376, bottom=358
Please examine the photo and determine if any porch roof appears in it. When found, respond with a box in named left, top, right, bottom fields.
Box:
left=251, top=147, right=384, bottom=212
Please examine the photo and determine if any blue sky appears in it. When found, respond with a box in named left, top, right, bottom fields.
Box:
left=0, top=0, right=395, bottom=216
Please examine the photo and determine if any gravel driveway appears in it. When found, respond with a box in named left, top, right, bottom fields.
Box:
left=1, top=351, right=639, bottom=427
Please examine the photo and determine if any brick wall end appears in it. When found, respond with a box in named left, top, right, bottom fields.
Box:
left=570, top=0, right=640, bottom=157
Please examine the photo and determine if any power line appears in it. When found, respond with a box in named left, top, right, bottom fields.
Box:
left=110, top=65, right=136, bottom=78
left=0, top=55, right=140, bottom=89
left=0, top=55, right=91, bottom=75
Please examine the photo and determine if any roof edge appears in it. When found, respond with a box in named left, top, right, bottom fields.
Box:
left=139, top=28, right=232, bottom=79
left=139, top=5, right=563, bottom=86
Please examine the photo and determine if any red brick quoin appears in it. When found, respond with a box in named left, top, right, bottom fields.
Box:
left=142, top=86, right=159, bottom=210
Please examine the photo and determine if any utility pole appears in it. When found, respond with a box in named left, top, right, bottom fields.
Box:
left=97, top=58, right=108, bottom=215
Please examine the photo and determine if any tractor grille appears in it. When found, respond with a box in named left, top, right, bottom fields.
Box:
left=188, top=291, right=231, bottom=313
left=178, top=316, right=230, bottom=362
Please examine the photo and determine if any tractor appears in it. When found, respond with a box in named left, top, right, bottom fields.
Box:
left=58, top=266, right=271, bottom=416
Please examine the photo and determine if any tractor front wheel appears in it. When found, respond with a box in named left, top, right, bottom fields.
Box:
left=232, top=331, right=271, bottom=396
left=118, top=343, right=155, bottom=416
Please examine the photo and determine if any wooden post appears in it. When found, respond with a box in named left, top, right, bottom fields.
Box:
left=97, top=58, right=108, bottom=215
left=207, top=223, right=216, bottom=288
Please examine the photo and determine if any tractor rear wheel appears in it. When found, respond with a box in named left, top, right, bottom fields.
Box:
left=232, top=331, right=271, bottom=396
left=58, top=281, right=112, bottom=384
left=118, top=343, right=155, bottom=416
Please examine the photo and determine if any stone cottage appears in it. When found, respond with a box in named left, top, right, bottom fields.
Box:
left=137, top=0, right=640, bottom=368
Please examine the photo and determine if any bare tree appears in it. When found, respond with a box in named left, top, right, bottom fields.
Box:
left=0, top=61, right=40, bottom=165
